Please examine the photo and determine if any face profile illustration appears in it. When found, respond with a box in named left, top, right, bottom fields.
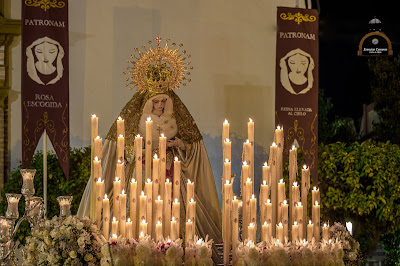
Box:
left=280, top=48, right=315, bottom=95
left=26, top=36, right=65, bottom=85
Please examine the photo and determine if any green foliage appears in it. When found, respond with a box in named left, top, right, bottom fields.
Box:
left=369, top=56, right=400, bottom=144
left=318, top=88, right=334, bottom=144
left=318, top=140, right=400, bottom=257
left=0, top=147, right=91, bottom=244
left=381, top=230, right=400, bottom=266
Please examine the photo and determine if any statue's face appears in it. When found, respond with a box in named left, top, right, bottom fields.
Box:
left=34, top=42, right=58, bottom=66
left=288, top=53, right=309, bottom=76
left=152, top=96, right=167, bottom=112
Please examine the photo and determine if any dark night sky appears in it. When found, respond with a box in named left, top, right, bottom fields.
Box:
left=317, top=1, right=400, bottom=128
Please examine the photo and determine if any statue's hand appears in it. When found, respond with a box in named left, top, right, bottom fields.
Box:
left=167, top=137, right=185, bottom=150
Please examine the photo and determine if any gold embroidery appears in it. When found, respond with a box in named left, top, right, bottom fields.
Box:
left=280, top=12, right=316, bottom=25
left=25, top=0, right=66, bottom=11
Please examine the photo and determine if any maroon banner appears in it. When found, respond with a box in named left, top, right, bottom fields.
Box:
left=275, top=7, right=318, bottom=184
left=21, top=0, right=69, bottom=178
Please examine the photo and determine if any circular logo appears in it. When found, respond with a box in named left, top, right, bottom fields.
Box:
left=372, top=38, right=379, bottom=45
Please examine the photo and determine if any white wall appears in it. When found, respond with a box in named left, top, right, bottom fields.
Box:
left=9, top=0, right=307, bottom=204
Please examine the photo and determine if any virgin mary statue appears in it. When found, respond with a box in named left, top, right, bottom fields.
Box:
left=77, top=37, right=222, bottom=263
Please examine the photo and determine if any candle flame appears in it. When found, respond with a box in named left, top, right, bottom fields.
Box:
left=225, top=158, right=230, bottom=163
left=174, top=157, right=178, bottom=162
left=139, top=231, right=144, bottom=237
left=234, top=196, right=237, bottom=201
left=95, top=135, right=101, bottom=140
left=157, top=221, right=161, bottom=225
left=190, top=198, right=195, bottom=203
left=94, top=156, right=99, bottom=162
left=127, top=218, right=131, bottom=222
left=117, top=159, right=122, bottom=164
left=272, top=142, right=277, bottom=147
left=249, top=223, right=255, bottom=227
left=294, top=221, right=298, bottom=226
left=113, top=217, right=117, bottom=222
left=263, top=180, right=267, bottom=186
left=118, top=116, right=123, bottom=121
left=172, top=217, right=175, bottom=222
left=154, top=154, right=158, bottom=159
left=245, top=139, right=250, bottom=144
left=242, top=161, right=248, bottom=166
left=131, top=178, right=136, bottom=183
left=223, top=119, right=229, bottom=125
left=329, top=239, right=332, bottom=244
left=196, top=238, right=203, bottom=245
left=118, top=134, right=124, bottom=139
left=267, top=199, right=271, bottom=204
left=293, top=181, right=298, bottom=187
left=283, top=200, right=287, bottom=205
left=92, top=114, right=97, bottom=118
left=115, top=177, right=120, bottom=182
left=121, top=189, right=125, bottom=195
left=246, top=178, right=251, bottom=183
left=188, top=179, right=192, bottom=184
left=323, top=223, right=327, bottom=227
left=141, top=191, right=145, bottom=196
left=315, top=201, right=319, bottom=206
left=147, top=178, right=151, bottom=183
left=263, top=162, right=268, bottom=167
left=166, top=178, right=170, bottom=183
left=278, top=222, right=283, bottom=227
left=263, top=221, right=267, bottom=226
left=158, top=195, right=161, bottom=200
left=251, top=194, right=255, bottom=200
left=313, top=186, right=318, bottom=191
left=225, top=180, right=230, bottom=185
left=161, top=133, right=165, bottom=137
left=174, top=198, right=179, bottom=203
left=225, top=138, right=230, bottom=143
left=291, top=145, right=296, bottom=150
left=104, top=194, right=108, bottom=200
left=136, top=134, right=141, bottom=138
left=279, top=179, right=284, bottom=184
left=297, top=202, right=302, bottom=207
left=146, top=116, right=152, bottom=122
left=249, top=118, right=253, bottom=123
left=303, top=164, right=308, bottom=170
left=141, top=219, right=146, bottom=224
left=188, top=219, right=192, bottom=223
left=277, top=125, right=281, bottom=130
left=309, top=220, right=312, bottom=225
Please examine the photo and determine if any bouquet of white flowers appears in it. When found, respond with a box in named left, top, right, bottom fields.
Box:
left=23, top=215, right=106, bottom=266
left=184, top=235, right=213, bottom=266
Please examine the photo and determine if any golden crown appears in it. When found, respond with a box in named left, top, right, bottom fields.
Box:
left=124, top=36, right=192, bottom=93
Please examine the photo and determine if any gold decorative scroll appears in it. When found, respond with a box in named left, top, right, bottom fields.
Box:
left=25, top=0, right=66, bottom=12
left=280, top=12, right=316, bottom=25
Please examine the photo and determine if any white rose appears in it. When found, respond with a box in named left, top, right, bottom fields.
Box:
left=28, top=242, right=36, bottom=251
left=78, top=237, right=85, bottom=247
left=84, top=253, right=94, bottom=262
left=44, top=220, right=51, bottom=227
left=77, top=222, right=84, bottom=230
left=69, top=250, right=77, bottom=259
left=44, top=236, right=51, bottom=245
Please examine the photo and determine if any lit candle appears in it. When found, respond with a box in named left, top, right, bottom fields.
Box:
left=276, top=222, right=284, bottom=243
left=277, top=179, right=285, bottom=222
left=57, top=196, right=72, bottom=217
left=145, top=117, right=153, bottom=181
left=248, top=118, right=255, bottom=182
left=186, top=180, right=195, bottom=211
left=296, top=202, right=304, bottom=240
left=250, top=194, right=257, bottom=226
left=94, top=136, right=102, bottom=159
left=145, top=179, right=153, bottom=236
left=164, top=179, right=172, bottom=236
left=113, top=177, right=121, bottom=222
left=139, top=219, right=148, bottom=237
left=312, top=201, right=320, bottom=242
left=292, top=221, right=299, bottom=242
left=307, top=220, right=314, bottom=242
left=6, top=194, right=21, bottom=219
left=112, top=217, right=118, bottom=238
left=139, top=191, right=147, bottom=222
left=95, top=178, right=105, bottom=228
left=282, top=200, right=289, bottom=238
left=266, top=199, right=272, bottom=225
left=222, top=119, right=230, bottom=143
left=135, top=134, right=143, bottom=193
left=155, top=195, right=163, bottom=235
left=117, top=116, right=125, bottom=137
left=187, top=198, right=196, bottom=223
left=171, top=198, right=181, bottom=238
left=261, top=221, right=270, bottom=242
left=111, top=233, right=118, bottom=243
left=159, top=133, right=167, bottom=201
left=223, top=158, right=231, bottom=185
left=126, top=218, right=133, bottom=239
left=185, top=219, right=193, bottom=244
left=152, top=154, right=160, bottom=205
left=130, top=178, right=137, bottom=239
left=91, top=114, right=98, bottom=143
left=243, top=140, right=252, bottom=185
left=291, top=182, right=300, bottom=227
left=248, top=223, right=256, bottom=242
left=173, top=157, right=181, bottom=201
left=102, top=194, right=110, bottom=240
left=301, top=165, right=310, bottom=234
left=119, top=189, right=127, bottom=237
left=117, top=134, right=125, bottom=162
left=139, top=231, right=145, bottom=240
left=223, top=139, right=231, bottom=163
left=155, top=221, right=163, bottom=241
left=90, top=115, right=98, bottom=222
left=322, top=223, right=329, bottom=241
left=223, top=181, right=232, bottom=266
left=93, top=156, right=102, bottom=181
left=312, top=187, right=320, bottom=209
left=232, top=196, right=239, bottom=265
left=269, top=142, right=277, bottom=236
left=274, top=126, right=284, bottom=181
left=262, top=162, right=270, bottom=185
left=260, top=180, right=268, bottom=224
left=170, top=216, right=178, bottom=240
left=116, top=160, right=125, bottom=187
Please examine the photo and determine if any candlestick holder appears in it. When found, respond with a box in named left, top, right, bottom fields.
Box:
left=57, top=196, right=73, bottom=217
left=0, top=169, right=45, bottom=265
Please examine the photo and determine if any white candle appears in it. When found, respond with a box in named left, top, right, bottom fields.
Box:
left=276, top=222, right=283, bottom=243
left=277, top=179, right=285, bottom=223
left=126, top=218, right=133, bottom=239
left=117, top=134, right=125, bottom=162
left=260, top=180, right=268, bottom=224
left=173, top=157, right=181, bottom=201
left=312, top=201, right=320, bottom=242
left=164, top=179, right=172, bottom=237
left=248, top=223, right=256, bottom=242
left=292, top=221, right=299, bottom=242
left=135, top=135, right=143, bottom=193
left=322, top=223, right=329, bottom=241
left=130, top=178, right=137, bottom=238
left=102, top=194, right=110, bottom=240
left=232, top=196, right=239, bottom=265
left=145, top=117, right=153, bottom=181
left=119, top=189, right=127, bottom=237
left=111, top=233, right=118, bottom=243
left=301, top=165, right=310, bottom=234
left=170, top=216, right=178, bottom=241
left=222, top=119, right=230, bottom=142
left=307, top=220, right=314, bottom=242
left=95, top=178, right=105, bottom=228
left=185, top=219, right=193, bottom=244
left=296, top=202, right=304, bottom=240
left=113, top=177, right=121, bottom=222
left=282, top=200, right=289, bottom=238
left=159, top=133, right=167, bottom=201
left=139, top=219, right=148, bottom=236
left=248, top=118, right=255, bottom=182
left=269, top=142, right=277, bottom=236
left=112, top=217, right=118, bottom=238
left=223, top=139, right=231, bottom=163
left=117, top=116, right=125, bottom=137
left=145, top=179, right=153, bottom=236
left=155, top=221, right=163, bottom=242
left=139, top=191, right=147, bottom=222
left=94, top=136, right=102, bottom=160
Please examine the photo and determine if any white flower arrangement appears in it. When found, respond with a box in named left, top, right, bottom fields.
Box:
left=235, top=237, right=346, bottom=266
left=22, top=215, right=106, bottom=266
left=184, top=235, right=213, bottom=266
